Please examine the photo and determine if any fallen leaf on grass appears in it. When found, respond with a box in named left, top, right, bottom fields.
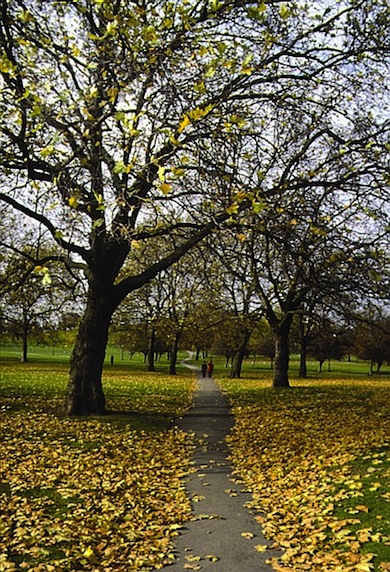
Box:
left=0, top=368, right=195, bottom=572
left=222, top=377, right=390, bottom=572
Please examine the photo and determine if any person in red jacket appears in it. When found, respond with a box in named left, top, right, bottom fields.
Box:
left=207, top=360, right=214, bottom=378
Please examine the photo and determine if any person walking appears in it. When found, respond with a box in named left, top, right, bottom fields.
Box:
left=201, top=361, right=207, bottom=378
left=207, top=360, right=214, bottom=378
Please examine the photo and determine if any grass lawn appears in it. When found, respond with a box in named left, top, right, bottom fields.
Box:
left=219, top=375, right=390, bottom=572
left=1, top=352, right=389, bottom=571
left=0, top=358, right=195, bottom=571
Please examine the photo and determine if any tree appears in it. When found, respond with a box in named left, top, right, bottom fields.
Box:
left=1, top=0, right=257, bottom=413
left=155, top=249, right=209, bottom=375
left=0, top=233, right=81, bottom=361
left=207, top=231, right=262, bottom=378
left=354, top=316, right=390, bottom=373
left=308, top=322, right=347, bottom=373
left=1, top=0, right=389, bottom=412
left=250, top=321, right=276, bottom=369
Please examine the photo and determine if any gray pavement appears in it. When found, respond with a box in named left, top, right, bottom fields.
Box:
left=156, top=373, right=278, bottom=571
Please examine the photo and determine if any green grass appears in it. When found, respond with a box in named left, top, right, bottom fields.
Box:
left=3, top=338, right=388, bottom=377
left=0, top=357, right=194, bottom=428
left=1, top=352, right=389, bottom=571
left=206, top=354, right=389, bottom=379
left=0, top=340, right=194, bottom=374
left=330, top=446, right=390, bottom=564
left=0, top=358, right=195, bottom=571
left=219, top=375, right=390, bottom=571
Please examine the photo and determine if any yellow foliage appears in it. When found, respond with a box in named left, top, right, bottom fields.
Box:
left=159, top=182, right=172, bottom=194
left=220, top=377, right=390, bottom=572
left=0, top=371, right=194, bottom=571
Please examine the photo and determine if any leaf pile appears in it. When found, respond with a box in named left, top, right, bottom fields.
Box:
left=0, top=364, right=195, bottom=571
left=220, top=378, right=390, bottom=572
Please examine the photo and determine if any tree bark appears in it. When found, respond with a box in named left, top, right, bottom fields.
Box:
left=169, top=331, right=181, bottom=375
left=147, top=329, right=156, bottom=372
left=299, top=338, right=308, bottom=378
left=21, top=311, right=29, bottom=363
left=273, top=321, right=291, bottom=388
left=298, top=316, right=308, bottom=378
left=230, top=328, right=251, bottom=378
left=65, top=291, right=114, bottom=416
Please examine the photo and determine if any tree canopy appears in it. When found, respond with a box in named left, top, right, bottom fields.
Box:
left=1, top=0, right=389, bottom=413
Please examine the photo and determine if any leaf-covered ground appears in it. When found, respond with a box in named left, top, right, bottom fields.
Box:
left=220, top=377, right=390, bottom=572
left=0, top=362, right=195, bottom=572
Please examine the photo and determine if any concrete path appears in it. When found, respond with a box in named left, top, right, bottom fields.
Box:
left=156, top=373, right=278, bottom=571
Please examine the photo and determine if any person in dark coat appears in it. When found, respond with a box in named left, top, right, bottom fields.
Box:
left=201, top=361, right=207, bottom=377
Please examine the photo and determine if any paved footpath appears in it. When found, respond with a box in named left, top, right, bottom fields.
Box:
left=156, top=373, right=278, bottom=571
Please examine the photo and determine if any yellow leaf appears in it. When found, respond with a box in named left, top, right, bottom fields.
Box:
left=68, top=196, right=78, bottom=208
left=178, top=115, right=191, bottom=132
left=241, top=531, right=255, bottom=539
left=158, top=165, right=165, bottom=181
left=194, top=81, right=206, bottom=93
left=226, top=203, right=239, bottom=215
left=107, top=86, right=118, bottom=101
left=205, top=555, right=219, bottom=561
left=255, top=544, right=268, bottom=552
left=160, top=182, right=172, bottom=194
left=40, top=145, right=55, bottom=157
left=356, top=564, right=374, bottom=572
left=106, top=20, right=117, bottom=35
left=241, top=66, right=254, bottom=75
left=188, top=105, right=213, bottom=121
left=280, top=4, right=290, bottom=19
left=83, top=546, right=94, bottom=559
left=170, top=134, right=182, bottom=146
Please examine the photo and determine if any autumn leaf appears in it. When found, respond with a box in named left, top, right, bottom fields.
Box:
left=185, top=554, right=201, bottom=562
left=241, top=531, right=255, bottom=539
left=221, top=376, right=390, bottom=572
left=0, top=365, right=195, bottom=571
left=159, top=182, right=172, bottom=194
left=205, top=554, right=219, bottom=561
left=178, top=115, right=191, bottom=132
left=68, top=196, right=78, bottom=208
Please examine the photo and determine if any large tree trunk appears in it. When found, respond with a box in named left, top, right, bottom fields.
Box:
left=65, top=291, right=114, bottom=416
left=273, top=321, right=292, bottom=388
